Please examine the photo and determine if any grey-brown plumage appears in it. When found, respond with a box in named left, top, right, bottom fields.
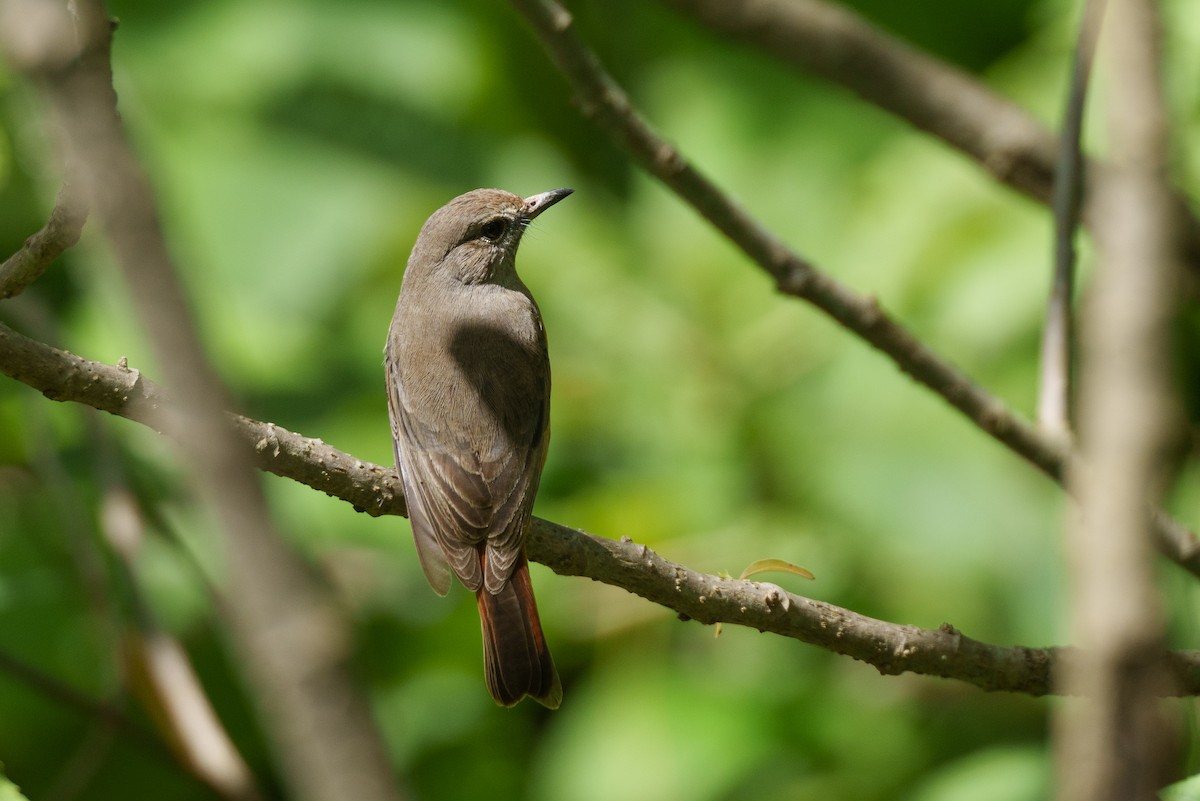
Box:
left=385, top=187, right=570, bottom=708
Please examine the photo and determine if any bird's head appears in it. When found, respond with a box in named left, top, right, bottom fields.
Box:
left=407, top=187, right=573, bottom=286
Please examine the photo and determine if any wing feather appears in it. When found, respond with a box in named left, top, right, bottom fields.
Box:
left=386, top=322, right=549, bottom=595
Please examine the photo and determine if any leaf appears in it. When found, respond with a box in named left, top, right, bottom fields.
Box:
left=715, top=558, right=816, bottom=636
left=0, top=768, right=30, bottom=801
left=738, top=558, right=815, bottom=581
left=1162, top=772, right=1200, bottom=801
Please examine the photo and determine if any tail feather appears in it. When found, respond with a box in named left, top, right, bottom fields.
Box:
left=476, top=558, right=561, bottom=708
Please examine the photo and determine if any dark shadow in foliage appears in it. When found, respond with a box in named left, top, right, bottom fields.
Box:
left=262, top=76, right=488, bottom=185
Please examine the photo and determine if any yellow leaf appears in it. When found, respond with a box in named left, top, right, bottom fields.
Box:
left=738, top=558, right=815, bottom=581
left=714, top=559, right=814, bottom=638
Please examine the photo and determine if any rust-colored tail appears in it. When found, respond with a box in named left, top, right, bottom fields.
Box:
left=476, top=558, right=561, bottom=708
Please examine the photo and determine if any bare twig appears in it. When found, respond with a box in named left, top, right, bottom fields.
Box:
left=0, top=320, right=406, bottom=516
left=1056, top=0, right=1183, bottom=797
left=509, top=0, right=1064, bottom=476
left=0, top=4, right=405, bottom=801
left=533, top=519, right=1200, bottom=695
left=0, top=182, right=87, bottom=299
left=0, top=0, right=91, bottom=301
left=42, top=720, right=118, bottom=801
left=501, top=0, right=1200, bottom=575
left=0, top=648, right=162, bottom=753
left=658, top=0, right=1056, bottom=199
left=1038, top=0, right=1107, bottom=437
left=0, top=647, right=229, bottom=799
left=4, top=322, right=1200, bottom=696
left=121, top=628, right=260, bottom=801
left=654, top=0, right=1200, bottom=281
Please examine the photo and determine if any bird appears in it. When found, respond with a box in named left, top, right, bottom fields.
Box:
left=385, top=187, right=571, bottom=708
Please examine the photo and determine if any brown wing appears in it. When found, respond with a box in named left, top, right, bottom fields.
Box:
left=386, top=316, right=549, bottom=595
left=386, top=345, right=454, bottom=595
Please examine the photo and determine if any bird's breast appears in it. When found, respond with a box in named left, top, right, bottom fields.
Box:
left=394, top=284, right=548, bottom=453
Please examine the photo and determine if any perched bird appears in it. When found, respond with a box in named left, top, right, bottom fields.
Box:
left=385, top=187, right=571, bottom=708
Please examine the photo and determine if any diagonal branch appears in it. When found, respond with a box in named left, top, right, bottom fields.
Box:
left=502, top=0, right=1200, bottom=576
left=531, top=518, right=1200, bottom=695
left=4, top=320, right=1200, bottom=696
left=653, top=0, right=1200, bottom=280
left=0, top=320, right=407, bottom=518
left=0, top=181, right=88, bottom=299
left=0, top=647, right=162, bottom=754
left=511, top=0, right=1063, bottom=474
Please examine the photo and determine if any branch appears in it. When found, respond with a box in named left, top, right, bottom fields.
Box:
left=0, top=181, right=87, bottom=299
left=5, top=320, right=1200, bottom=696
left=0, top=3, right=405, bottom=800
left=0, top=320, right=406, bottom=518
left=0, top=647, right=162, bottom=754
left=1057, top=0, right=1182, bottom=796
left=502, top=0, right=1200, bottom=577
left=653, top=0, right=1200, bottom=280
left=1, top=0, right=1197, bottom=707
left=533, top=518, right=1200, bottom=695
left=510, top=0, right=1062, bottom=472
left=1039, top=0, right=1106, bottom=436
left=0, top=0, right=92, bottom=301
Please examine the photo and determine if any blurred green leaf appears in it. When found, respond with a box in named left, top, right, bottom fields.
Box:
left=1163, top=773, right=1200, bottom=801
left=905, top=746, right=1047, bottom=801
left=0, top=769, right=29, bottom=801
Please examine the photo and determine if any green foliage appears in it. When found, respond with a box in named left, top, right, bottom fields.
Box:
left=0, top=0, right=1198, bottom=799
left=1164, top=773, right=1200, bottom=801
left=0, top=770, right=30, bottom=801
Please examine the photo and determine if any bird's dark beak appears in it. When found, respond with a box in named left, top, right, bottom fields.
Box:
left=523, top=188, right=573, bottom=219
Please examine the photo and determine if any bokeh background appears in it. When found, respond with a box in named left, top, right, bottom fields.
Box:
left=2, top=0, right=1200, bottom=799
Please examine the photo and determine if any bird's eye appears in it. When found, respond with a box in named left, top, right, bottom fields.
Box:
left=480, top=218, right=507, bottom=241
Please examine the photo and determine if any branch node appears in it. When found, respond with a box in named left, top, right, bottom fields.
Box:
left=761, top=584, right=790, bottom=611
left=548, top=2, right=572, bottom=33
left=776, top=262, right=812, bottom=297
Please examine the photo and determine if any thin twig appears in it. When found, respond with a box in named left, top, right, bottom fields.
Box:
left=1038, top=0, right=1106, bottom=437
left=0, top=320, right=406, bottom=516
left=0, top=648, right=225, bottom=799
left=509, top=0, right=1065, bottom=477
left=7, top=297, right=249, bottom=799
left=0, top=648, right=162, bottom=753
left=0, top=182, right=87, bottom=299
left=654, top=0, right=1200, bottom=282
left=501, top=0, right=1200, bottom=573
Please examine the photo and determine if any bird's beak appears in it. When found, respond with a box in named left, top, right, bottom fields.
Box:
left=523, top=188, right=574, bottom=219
